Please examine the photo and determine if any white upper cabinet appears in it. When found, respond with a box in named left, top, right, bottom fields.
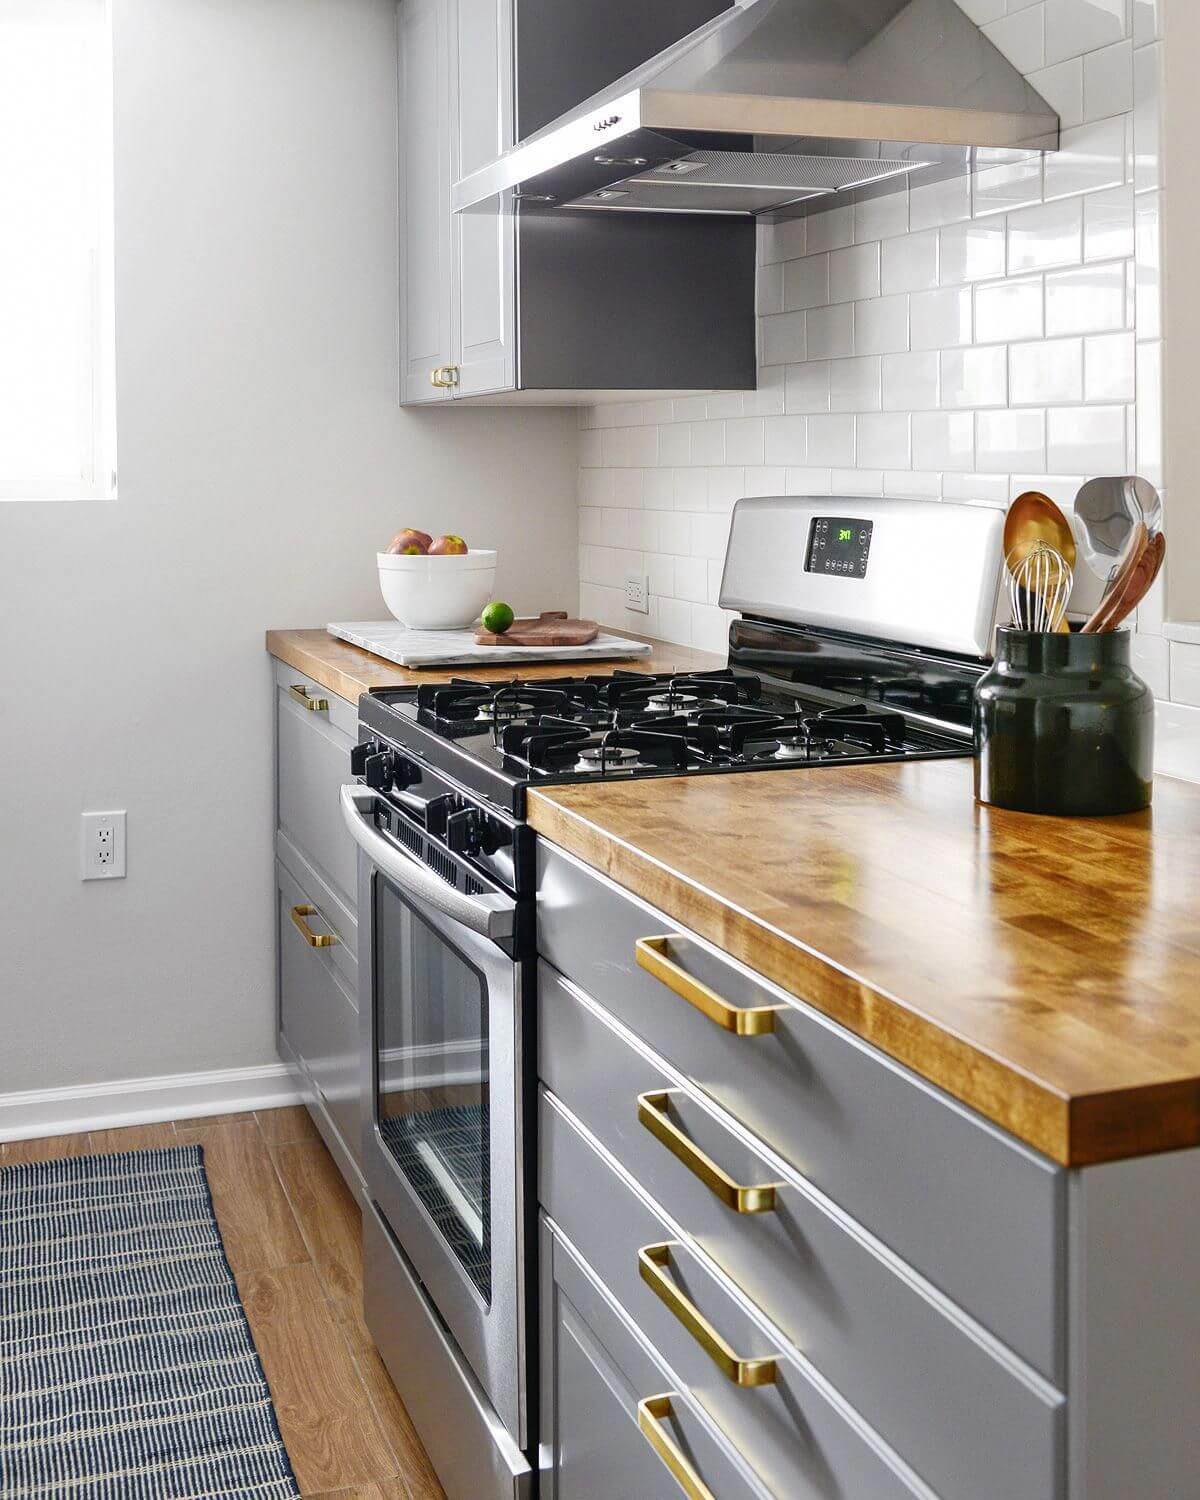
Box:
left=450, top=0, right=516, bottom=397
left=399, top=0, right=453, bottom=403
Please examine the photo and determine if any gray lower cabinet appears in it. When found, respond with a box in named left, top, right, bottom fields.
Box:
left=272, top=659, right=362, bottom=1191
left=540, top=1215, right=771, bottom=1500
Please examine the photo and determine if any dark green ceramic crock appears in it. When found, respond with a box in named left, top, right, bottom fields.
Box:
left=973, top=627, right=1154, bottom=816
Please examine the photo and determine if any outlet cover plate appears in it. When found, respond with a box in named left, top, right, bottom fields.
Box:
left=624, top=573, right=649, bottom=614
left=81, top=811, right=127, bottom=880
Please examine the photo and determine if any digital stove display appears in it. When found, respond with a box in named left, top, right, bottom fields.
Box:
left=806, top=516, right=873, bottom=579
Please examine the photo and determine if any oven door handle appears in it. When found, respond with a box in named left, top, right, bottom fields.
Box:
left=340, top=784, right=516, bottom=941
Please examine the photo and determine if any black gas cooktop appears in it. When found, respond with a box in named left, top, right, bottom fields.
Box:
left=358, top=661, right=971, bottom=816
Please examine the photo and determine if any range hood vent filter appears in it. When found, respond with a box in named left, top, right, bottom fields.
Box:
left=569, top=149, right=930, bottom=212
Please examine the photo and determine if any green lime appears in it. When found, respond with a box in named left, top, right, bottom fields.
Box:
left=482, top=600, right=515, bottom=635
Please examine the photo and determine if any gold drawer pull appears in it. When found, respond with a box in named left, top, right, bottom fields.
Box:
left=636, top=936, right=785, bottom=1037
left=291, top=904, right=337, bottom=948
left=639, top=1243, right=777, bottom=1388
left=637, top=1395, right=717, bottom=1500
left=638, top=1092, right=779, bottom=1215
left=289, top=683, right=329, bottom=713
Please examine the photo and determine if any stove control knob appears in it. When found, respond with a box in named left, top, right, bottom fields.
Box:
left=364, top=750, right=393, bottom=790
left=445, top=809, right=479, bottom=855
left=350, top=740, right=379, bottom=777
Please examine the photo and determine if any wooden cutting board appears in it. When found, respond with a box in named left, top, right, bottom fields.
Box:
left=475, top=611, right=600, bottom=646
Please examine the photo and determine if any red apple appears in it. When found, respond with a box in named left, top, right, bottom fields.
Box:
left=385, top=527, right=432, bottom=555
left=429, top=534, right=468, bottom=556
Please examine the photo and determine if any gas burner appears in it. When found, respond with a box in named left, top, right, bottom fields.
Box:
left=771, top=734, right=824, bottom=762
left=575, top=744, right=645, bottom=773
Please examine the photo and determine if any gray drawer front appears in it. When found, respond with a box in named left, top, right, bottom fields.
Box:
left=277, top=860, right=359, bottom=1167
left=542, top=1091, right=948, bottom=1500
left=276, top=665, right=358, bottom=914
left=538, top=842, right=1064, bottom=1383
left=276, top=827, right=357, bottom=996
left=540, top=968, right=1065, bottom=1500
left=542, top=1216, right=771, bottom=1500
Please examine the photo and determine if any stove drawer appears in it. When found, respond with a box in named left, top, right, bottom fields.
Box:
left=541, top=1087, right=1044, bottom=1500
left=539, top=967, right=1065, bottom=1500
left=537, top=842, right=1065, bottom=1385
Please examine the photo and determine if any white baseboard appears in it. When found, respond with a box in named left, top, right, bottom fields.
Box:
left=0, top=1062, right=304, bottom=1143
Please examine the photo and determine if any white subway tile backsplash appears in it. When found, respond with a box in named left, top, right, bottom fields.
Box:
left=913, top=412, right=975, bottom=472
left=853, top=294, right=910, bottom=355
left=976, top=409, right=1047, bottom=472
left=942, top=345, right=1009, bottom=408
left=910, top=286, right=973, bottom=350
left=1043, top=117, right=1127, bottom=201
left=854, top=190, right=909, bottom=243
left=829, top=242, right=881, bottom=303
left=1084, top=185, right=1135, bottom=262
left=1083, top=40, right=1133, bottom=121
left=764, top=414, right=809, bottom=465
left=724, top=417, right=765, bottom=466
left=856, top=413, right=912, bottom=469
left=806, top=303, right=855, bottom=359
left=1045, top=260, right=1126, bottom=334
left=579, top=11, right=1170, bottom=691
left=784, top=361, right=830, bottom=414
left=939, top=220, right=1007, bottom=284
left=881, top=230, right=940, bottom=294
left=806, top=204, right=854, bottom=254
left=1010, top=338, right=1084, bottom=405
left=882, top=351, right=940, bottom=411
left=1045, top=0, right=1127, bottom=69
left=689, top=421, right=725, bottom=466
left=829, top=356, right=882, bottom=412
left=783, top=253, right=830, bottom=311
left=1008, top=197, right=1085, bottom=272
left=761, top=310, right=807, bottom=366
left=975, top=274, right=1044, bottom=344
left=908, top=175, right=972, bottom=233
left=806, top=413, right=856, bottom=467
left=1046, top=404, right=1127, bottom=472
left=1084, top=330, right=1135, bottom=401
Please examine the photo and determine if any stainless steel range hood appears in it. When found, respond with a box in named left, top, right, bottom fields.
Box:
left=455, top=0, right=1059, bottom=218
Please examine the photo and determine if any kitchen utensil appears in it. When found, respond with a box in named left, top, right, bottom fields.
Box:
left=377, top=548, right=498, bottom=629
left=1006, top=543, right=1073, bottom=634
left=1003, top=491, right=1078, bottom=573
left=1081, top=522, right=1148, bottom=634
left=475, top=611, right=600, bottom=647
left=1074, top=476, right=1163, bottom=582
left=1102, top=530, right=1166, bottom=634
left=974, top=627, right=1154, bottom=816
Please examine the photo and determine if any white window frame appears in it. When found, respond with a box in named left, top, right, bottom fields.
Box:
left=0, top=0, right=117, bottom=502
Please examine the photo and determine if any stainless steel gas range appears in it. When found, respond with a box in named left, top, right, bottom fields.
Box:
left=340, top=495, right=1008, bottom=1500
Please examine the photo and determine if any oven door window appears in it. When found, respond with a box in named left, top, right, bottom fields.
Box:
left=375, top=885, right=491, bottom=1303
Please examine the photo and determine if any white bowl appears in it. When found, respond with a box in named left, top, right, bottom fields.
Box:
left=376, top=549, right=498, bottom=629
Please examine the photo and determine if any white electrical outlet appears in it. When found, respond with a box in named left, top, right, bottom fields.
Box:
left=81, top=811, right=126, bottom=880
left=624, top=573, right=649, bottom=614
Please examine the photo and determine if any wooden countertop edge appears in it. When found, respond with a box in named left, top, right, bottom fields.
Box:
left=265, top=627, right=725, bottom=701
left=527, top=791, right=1200, bottom=1168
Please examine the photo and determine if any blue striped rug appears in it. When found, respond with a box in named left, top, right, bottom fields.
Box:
left=0, top=1145, right=300, bottom=1499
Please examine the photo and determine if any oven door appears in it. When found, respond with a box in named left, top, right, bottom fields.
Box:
left=342, top=784, right=527, bottom=1445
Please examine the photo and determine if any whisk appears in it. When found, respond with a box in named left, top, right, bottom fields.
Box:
left=1007, top=542, right=1073, bottom=633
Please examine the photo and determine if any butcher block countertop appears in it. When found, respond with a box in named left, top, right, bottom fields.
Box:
left=528, top=761, right=1200, bottom=1167
left=266, top=627, right=724, bottom=699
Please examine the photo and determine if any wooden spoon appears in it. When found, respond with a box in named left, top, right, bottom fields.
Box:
left=1080, top=522, right=1148, bottom=634
left=1102, top=530, right=1165, bottom=633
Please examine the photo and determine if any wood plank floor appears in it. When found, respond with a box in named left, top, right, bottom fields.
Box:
left=0, top=1108, right=446, bottom=1500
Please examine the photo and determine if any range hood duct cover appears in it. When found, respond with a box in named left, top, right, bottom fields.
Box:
left=455, top=0, right=1060, bottom=217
